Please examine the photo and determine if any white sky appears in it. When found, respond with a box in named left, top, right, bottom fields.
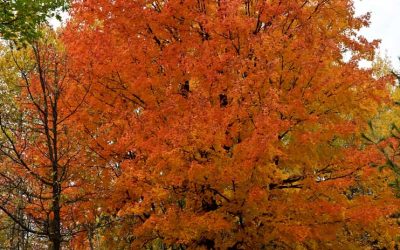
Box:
left=354, top=0, right=400, bottom=69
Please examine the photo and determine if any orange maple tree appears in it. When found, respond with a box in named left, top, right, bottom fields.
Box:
left=62, top=0, right=398, bottom=248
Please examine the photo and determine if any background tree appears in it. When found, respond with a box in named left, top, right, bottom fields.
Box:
left=0, top=30, right=99, bottom=249
left=0, top=0, right=68, bottom=43
left=63, top=0, right=399, bottom=248
left=362, top=57, right=400, bottom=210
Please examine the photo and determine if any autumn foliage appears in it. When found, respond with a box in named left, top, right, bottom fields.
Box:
left=0, top=0, right=400, bottom=249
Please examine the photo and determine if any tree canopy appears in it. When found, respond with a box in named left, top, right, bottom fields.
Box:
left=0, top=0, right=400, bottom=249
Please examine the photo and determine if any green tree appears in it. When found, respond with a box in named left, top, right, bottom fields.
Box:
left=0, top=0, right=67, bottom=43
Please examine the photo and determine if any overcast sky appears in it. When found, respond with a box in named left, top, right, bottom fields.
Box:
left=354, top=0, right=400, bottom=69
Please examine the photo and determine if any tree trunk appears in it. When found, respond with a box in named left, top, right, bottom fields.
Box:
left=51, top=182, right=62, bottom=250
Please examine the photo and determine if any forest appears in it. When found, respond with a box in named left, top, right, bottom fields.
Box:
left=0, top=0, right=400, bottom=249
